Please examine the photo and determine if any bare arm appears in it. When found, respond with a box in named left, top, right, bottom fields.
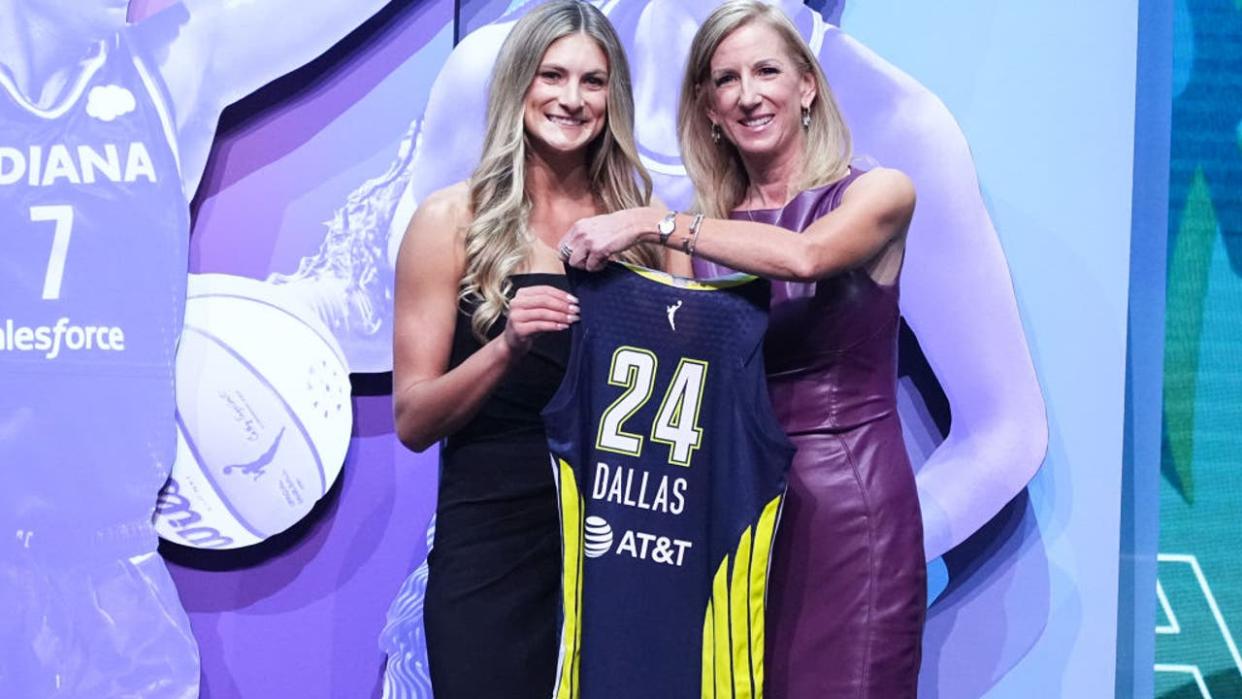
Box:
left=392, top=184, right=577, bottom=452
left=561, top=168, right=914, bottom=282
left=890, top=107, right=1048, bottom=560
left=129, top=0, right=394, bottom=195
left=663, top=246, right=694, bottom=277
left=173, top=0, right=393, bottom=108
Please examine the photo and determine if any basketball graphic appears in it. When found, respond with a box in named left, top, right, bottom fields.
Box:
left=155, top=274, right=353, bottom=549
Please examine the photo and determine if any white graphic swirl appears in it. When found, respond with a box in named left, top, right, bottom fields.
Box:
left=268, top=120, right=420, bottom=374
left=379, top=516, right=436, bottom=699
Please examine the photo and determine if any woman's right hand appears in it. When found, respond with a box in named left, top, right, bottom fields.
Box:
left=502, top=285, right=580, bottom=356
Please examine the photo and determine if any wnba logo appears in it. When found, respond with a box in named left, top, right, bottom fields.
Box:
left=584, top=516, right=614, bottom=558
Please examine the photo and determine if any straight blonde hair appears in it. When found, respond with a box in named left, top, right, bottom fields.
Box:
left=677, top=0, right=853, bottom=218
left=462, top=0, right=661, bottom=340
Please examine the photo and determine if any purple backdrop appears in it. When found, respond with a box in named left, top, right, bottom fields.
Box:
left=142, top=1, right=451, bottom=696
left=133, top=0, right=1144, bottom=697
left=163, top=395, right=437, bottom=698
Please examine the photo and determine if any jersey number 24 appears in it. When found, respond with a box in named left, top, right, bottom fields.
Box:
left=596, top=346, right=707, bottom=468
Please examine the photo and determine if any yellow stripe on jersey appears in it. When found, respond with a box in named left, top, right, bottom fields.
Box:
left=703, top=601, right=716, bottom=698
left=748, top=496, right=784, bottom=694
left=573, top=495, right=585, bottom=694
left=556, top=459, right=585, bottom=699
left=730, top=526, right=755, bottom=699
left=701, top=494, right=784, bottom=699
left=616, top=261, right=758, bottom=291
left=712, top=557, right=732, bottom=699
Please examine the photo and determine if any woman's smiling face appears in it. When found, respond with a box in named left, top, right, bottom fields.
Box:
left=705, top=21, right=815, bottom=165
left=523, top=32, right=611, bottom=158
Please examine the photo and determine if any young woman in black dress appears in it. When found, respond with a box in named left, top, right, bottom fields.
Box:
left=392, top=2, right=688, bottom=696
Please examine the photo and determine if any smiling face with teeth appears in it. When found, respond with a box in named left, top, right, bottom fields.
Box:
left=522, top=32, right=610, bottom=162
left=705, top=20, right=816, bottom=180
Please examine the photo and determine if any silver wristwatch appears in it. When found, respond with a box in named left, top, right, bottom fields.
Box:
left=656, top=210, right=678, bottom=246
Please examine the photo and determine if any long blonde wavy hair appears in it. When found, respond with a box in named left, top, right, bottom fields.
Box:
left=678, top=0, right=853, bottom=218
left=461, top=0, right=661, bottom=340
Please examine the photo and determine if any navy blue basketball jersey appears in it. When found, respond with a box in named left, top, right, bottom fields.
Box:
left=0, top=29, right=188, bottom=555
left=543, top=263, right=793, bottom=699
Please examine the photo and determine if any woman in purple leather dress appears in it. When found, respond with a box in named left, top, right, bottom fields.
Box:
left=557, top=1, right=924, bottom=696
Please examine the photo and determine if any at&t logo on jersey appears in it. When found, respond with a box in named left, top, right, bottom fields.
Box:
left=615, top=528, right=693, bottom=567
left=584, top=516, right=613, bottom=558
left=589, top=461, right=694, bottom=568
left=582, top=513, right=694, bottom=568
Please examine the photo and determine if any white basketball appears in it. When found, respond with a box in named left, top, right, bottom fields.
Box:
left=154, top=274, right=352, bottom=549
left=583, top=516, right=614, bottom=559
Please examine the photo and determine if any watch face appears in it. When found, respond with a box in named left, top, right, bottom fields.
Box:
left=658, top=214, right=676, bottom=236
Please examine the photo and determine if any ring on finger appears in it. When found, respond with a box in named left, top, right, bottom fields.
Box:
left=558, top=242, right=573, bottom=260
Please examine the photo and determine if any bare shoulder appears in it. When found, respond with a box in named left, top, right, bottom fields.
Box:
left=845, top=167, right=916, bottom=217
left=399, top=181, right=472, bottom=274
left=418, top=181, right=472, bottom=223
left=411, top=182, right=472, bottom=241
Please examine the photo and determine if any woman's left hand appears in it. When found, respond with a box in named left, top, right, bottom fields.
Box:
left=558, top=207, right=657, bottom=271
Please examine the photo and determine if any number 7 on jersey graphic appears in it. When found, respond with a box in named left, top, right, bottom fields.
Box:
left=29, top=205, right=74, bottom=300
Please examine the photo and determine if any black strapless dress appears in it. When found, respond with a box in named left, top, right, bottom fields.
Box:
left=423, top=274, right=569, bottom=699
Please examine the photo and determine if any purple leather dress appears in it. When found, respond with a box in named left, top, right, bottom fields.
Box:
left=695, top=169, right=926, bottom=698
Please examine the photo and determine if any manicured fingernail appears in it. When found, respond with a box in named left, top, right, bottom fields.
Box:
left=567, top=294, right=579, bottom=303
left=569, top=304, right=581, bottom=314
left=567, top=314, right=580, bottom=323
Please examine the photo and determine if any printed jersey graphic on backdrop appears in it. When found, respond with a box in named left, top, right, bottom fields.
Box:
left=369, top=1, right=1048, bottom=697
left=543, top=265, right=791, bottom=698
left=0, top=28, right=195, bottom=698
left=1157, top=0, right=1242, bottom=696
left=0, top=0, right=394, bottom=695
